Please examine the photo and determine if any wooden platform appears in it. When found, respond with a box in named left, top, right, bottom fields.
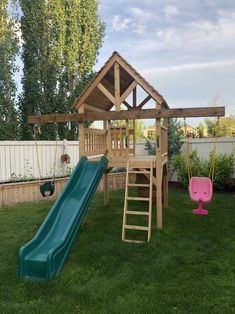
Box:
left=108, top=154, right=167, bottom=168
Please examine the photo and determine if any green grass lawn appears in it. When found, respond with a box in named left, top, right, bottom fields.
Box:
left=0, top=187, right=235, bottom=314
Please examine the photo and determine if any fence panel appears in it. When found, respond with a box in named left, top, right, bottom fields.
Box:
left=0, top=138, right=234, bottom=183
left=0, top=141, right=79, bottom=183
left=180, top=138, right=235, bottom=180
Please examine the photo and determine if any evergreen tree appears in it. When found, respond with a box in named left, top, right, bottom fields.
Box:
left=19, top=0, right=104, bottom=140
left=168, top=118, right=184, bottom=159
left=0, top=0, right=19, bottom=140
left=145, top=118, right=183, bottom=159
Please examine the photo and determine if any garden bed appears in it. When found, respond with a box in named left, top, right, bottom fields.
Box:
left=0, top=172, right=133, bottom=207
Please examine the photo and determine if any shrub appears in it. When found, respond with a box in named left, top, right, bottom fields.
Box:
left=172, top=150, right=235, bottom=190
left=144, top=119, right=183, bottom=159
left=144, top=138, right=156, bottom=156
left=212, top=152, right=235, bottom=189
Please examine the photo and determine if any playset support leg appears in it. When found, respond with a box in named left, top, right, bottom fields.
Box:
left=103, top=173, right=109, bottom=206
left=163, top=164, right=168, bottom=208
left=156, top=116, right=163, bottom=229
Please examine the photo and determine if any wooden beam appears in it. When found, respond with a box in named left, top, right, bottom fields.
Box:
left=137, top=95, right=152, bottom=109
left=120, top=81, right=137, bottom=104
left=84, top=103, right=106, bottom=112
left=114, top=62, right=120, bottom=111
left=97, top=83, right=115, bottom=104
left=28, top=106, right=225, bottom=124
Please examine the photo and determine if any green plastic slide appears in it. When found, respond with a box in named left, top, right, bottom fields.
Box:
left=18, top=156, right=108, bottom=281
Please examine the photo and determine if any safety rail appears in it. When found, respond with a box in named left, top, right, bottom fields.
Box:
left=84, top=128, right=107, bottom=156
left=109, top=127, right=134, bottom=157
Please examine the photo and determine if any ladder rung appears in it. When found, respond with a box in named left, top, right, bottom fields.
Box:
left=126, top=210, right=149, bottom=216
left=129, top=170, right=150, bottom=174
left=127, top=183, right=150, bottom=187
left=124, top=225, right=149, bottom=231
left=127, top=197, right=150, bottom=201
left=123, top=239, right=145, bottom=243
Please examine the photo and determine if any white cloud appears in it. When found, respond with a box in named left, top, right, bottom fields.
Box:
left=142, top=59, right=235, bottom=74
left=154, top=9, right=235, bottom=54
left=112, top=15, right=132, bottom=32
left=163, top=5, right=180, bottom=18
left=112, top=6, right=157, bottom=34
left=129, top=7, right=153, bottom=21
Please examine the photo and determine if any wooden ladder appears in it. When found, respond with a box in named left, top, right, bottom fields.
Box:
left=122, top=160, right=153, bottom=243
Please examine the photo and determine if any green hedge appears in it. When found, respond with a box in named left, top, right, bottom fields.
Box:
left=172, top=150, right=235, bottom=189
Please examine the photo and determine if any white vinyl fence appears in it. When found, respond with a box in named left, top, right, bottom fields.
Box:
left=179, top=137, right=235, bottom=180
left=0, top=138, right=234, bottom=183
left=0, top=140, right=79, bottom=183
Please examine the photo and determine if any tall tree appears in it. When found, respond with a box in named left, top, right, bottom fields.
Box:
left=19, top=0, right=104, bottom=140
left=0, top=0, right=19, bottom=139
left=196, top=122, right=205, bottom=138
left=205, top=116, right=235, bottom=137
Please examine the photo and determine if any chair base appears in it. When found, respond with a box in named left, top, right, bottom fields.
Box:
left=192, top=208, right=208, bottom=215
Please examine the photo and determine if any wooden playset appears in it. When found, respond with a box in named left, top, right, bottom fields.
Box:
left=28, top=51, right=225, bottom=242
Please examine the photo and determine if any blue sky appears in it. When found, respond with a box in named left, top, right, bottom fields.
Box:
left=95, top=0, right=235, bottom=126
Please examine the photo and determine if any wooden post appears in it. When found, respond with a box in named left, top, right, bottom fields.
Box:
left=107, top=120, right=112, bottom=157
left=163, top=118, right=168, bottom=208
left=125, top=119, right=129, bottom=157
left=156, top=102, right=162, bottom=229
left=103, top=120, right=108, bottom=154
left=103, top=172, right=109, bottom=206
left=133, top=119, right=136, bottom=156
left=78, top=104, right=85, bottom=156
left=114, top=62, right=120, bottom=111
left=103, top=119, right=109, bottom=206
left=163, top=164, right=168, bottom=208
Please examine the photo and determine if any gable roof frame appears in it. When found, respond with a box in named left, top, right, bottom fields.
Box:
left=73, top=51, right=169, bottom=111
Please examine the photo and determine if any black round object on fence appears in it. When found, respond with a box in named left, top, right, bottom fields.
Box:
left=40, top=181, right=55, bottom=197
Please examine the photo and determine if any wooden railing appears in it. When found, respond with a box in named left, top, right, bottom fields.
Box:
left=84, top=128, right=107, bottom=156
left=109, top=127, right=134, bottom=157
left=161, top=126, right=168, bottom=157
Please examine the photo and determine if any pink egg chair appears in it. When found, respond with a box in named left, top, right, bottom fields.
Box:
left=189, top=177, right=213, bottom=215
